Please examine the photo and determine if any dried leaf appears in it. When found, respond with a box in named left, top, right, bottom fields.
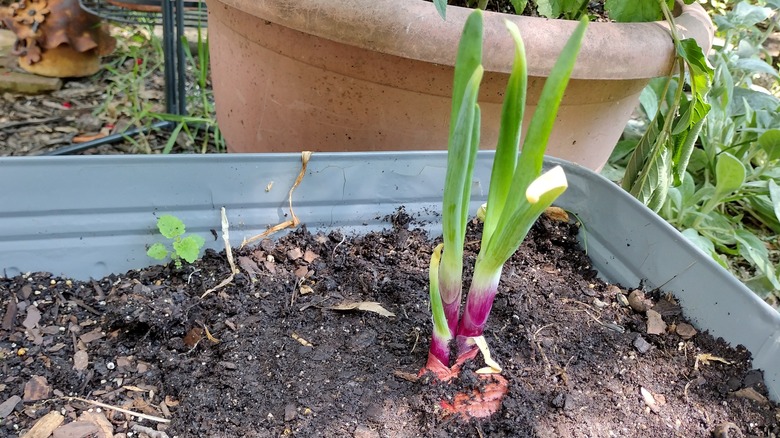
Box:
left=183, top=328, right=204, bottom=347
left=326, top=302, right=395, bottom=318
left=2, top=299, right=17, bottom=330
left=645, top=309, right=667, bottom=335
left=294, top=266, right=309, bottom=279
left=694, top=353, right=733, bottom=370
left=543, top=206, right=569, bottom=222
left=204, top=326, right=220, bottom=343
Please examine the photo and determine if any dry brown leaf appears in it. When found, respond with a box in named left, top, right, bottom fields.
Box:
left=544, top=206, right=569, bottom=222
left=204, top=326, right=220, bottom=343
left=72, top=132, right=108, bottom=143
left=645, top=309, right=666, bottom=335
left=21, top=411, right=64, bottom=438
left=695, top=353, right=733, bottom=371
left=183, top=328, right=203, bottom=347
left=326, top=302, right=395, bottom=318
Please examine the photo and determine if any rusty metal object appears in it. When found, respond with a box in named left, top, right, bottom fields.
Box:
left=0, top=0, right=115, bottom=77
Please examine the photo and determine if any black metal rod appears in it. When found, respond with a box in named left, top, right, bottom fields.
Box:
left=162, top=0, right=178, bottom=115
left=41, top=121, right=174, bottom=156
left=175, top=0, right=188, bottom=116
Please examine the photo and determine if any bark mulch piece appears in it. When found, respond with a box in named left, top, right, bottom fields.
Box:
left=1, top=213, right=778, bottom=437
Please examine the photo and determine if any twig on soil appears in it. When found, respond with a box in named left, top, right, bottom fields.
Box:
left=410, top=328, right=420, bottom=354
left=63, top=396, right=171, bottom=423
left=0, top=116, right=62, bottom=131
left=201, top=207, right=238, bottom=299
left=562, top=299, right=625, bottom=333
left=132, top=424, right=171, bottom=438
left=532, top=324, right=555, bottom=373
left=392, top=370, right=420, bottom=383
left=241, top=151, right=312, bottom=248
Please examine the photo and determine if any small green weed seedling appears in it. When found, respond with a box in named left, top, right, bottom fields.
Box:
left=147, top=215, right=206, bottom=269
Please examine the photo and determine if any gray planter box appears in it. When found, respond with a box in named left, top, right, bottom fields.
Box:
left=1, top=152, right=778, bottom=401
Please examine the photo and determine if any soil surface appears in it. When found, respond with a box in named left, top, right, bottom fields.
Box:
left=1, top=211, right=778, bottom=437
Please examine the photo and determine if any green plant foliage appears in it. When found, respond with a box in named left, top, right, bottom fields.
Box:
left=609, top=0, right=780, bottom=307
left=604, top=0, right=666, bottom=22
left=147, top=215, right=205, bottom=269
left=156, top=215, right=186, bottom=239
left=100, top=21, right=224, bottom=154
left=432, top=0, right=678, bottom=21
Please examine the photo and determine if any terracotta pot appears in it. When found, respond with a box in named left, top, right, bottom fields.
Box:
left=205, top=0, right=713, bottom=170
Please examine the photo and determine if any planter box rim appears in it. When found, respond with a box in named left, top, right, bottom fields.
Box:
left=208, top=0, right=714, bottom=80
left=0, top=151, right=777, bottom=402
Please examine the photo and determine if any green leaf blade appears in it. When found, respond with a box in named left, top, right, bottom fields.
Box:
left=482, top=20, right=527, bottom=246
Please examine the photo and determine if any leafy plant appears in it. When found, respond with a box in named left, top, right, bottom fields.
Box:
left=434, top=0, right=686, bottom=22
left=422, top=9, right=587, bottom=418
left=619, top=0, right=714, bottom=211
left=147, top=215, right=206, bottom=269
left=609, top=0, right=780, bottom=307
left=99, top=19, right=224, bottom=154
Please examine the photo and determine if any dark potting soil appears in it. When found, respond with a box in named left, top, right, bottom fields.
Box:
left=1, top=211, right=778, bottom=437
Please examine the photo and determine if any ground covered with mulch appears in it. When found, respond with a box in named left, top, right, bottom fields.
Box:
left=0, top=26, right=219, bottom=157
left=1, top=211, right=778, bottom=437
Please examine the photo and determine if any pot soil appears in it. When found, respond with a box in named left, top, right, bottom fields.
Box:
left=1, top=212, right=778, bottom=437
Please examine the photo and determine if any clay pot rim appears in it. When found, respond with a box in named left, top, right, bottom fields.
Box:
left=207, top=0, right=713, bottom=80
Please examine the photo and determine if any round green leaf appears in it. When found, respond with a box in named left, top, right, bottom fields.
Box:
left=173, top=235, right=205, bottom=263
left=146, top=243, right=169, bottom=260
left=157, top=215, right=186, bottom=239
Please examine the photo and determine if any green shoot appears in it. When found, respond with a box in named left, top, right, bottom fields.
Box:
left=147, top=215, right=206, bottom=269
left=424, top=10, right=587, bottom=373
